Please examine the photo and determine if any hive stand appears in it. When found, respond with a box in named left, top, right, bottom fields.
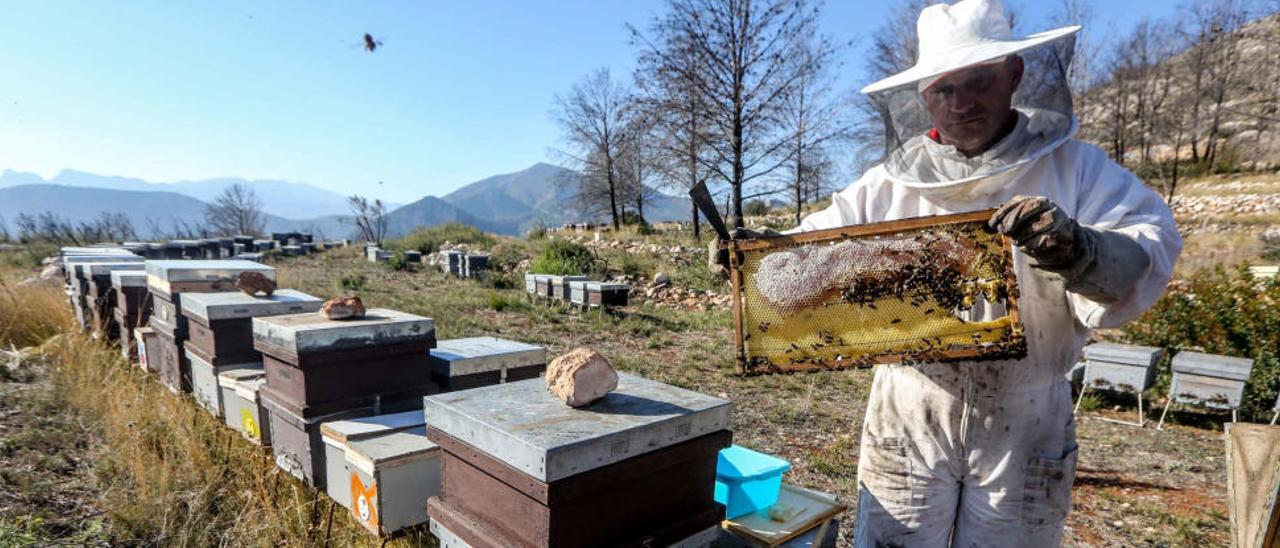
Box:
left=1157, top=351, right=1255, bottom=430
left=1073, top=343, right=1163, bottom=428
left=1272, top=392, right=1279, bottom=425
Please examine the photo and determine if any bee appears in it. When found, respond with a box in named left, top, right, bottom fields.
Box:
left=363, top=33, right=384, bottom=52
left=891, top=318, right=902, bottom=324
left=758, top=321, right=770, bottom=333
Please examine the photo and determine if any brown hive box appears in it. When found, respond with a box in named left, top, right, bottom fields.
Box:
left=84, top=262, right=146, bottom=340
left=180, top=290, right=323, bottom=365
left=252, top=309, right=438, bottom=417
left=424, top=373, right=732, bottom=548
left=151, top=328, right=189, bottom=393
left=111, top=270, right=152, bottom=323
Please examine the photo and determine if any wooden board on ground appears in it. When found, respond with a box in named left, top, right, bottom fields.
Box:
left=1226, top=423, right=1280, bottom=548
left=721, top=483, right=845, bottom=547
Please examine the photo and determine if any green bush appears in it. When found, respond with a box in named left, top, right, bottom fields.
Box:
left=393, top=223, right=495, bottom=254
left=526, top=222, right=548, bottom=240
left=744, top=200, right=771, bottom=217
left=386, top=251, right=409, bottom=272
left=336, top=272, right=366, bottom=292
left=531, top=240, right=597, bottom=276
left=488, top=293, right=529, bottom=312
left=1124, top=265, right=1280, bottom=419
left=487, top=242, right=530, bottom=274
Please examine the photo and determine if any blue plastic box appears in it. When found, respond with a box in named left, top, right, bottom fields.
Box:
left=714, top=444, right=791, bottom=519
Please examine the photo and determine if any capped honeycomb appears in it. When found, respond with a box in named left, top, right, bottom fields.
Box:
left=731, top=210, right=1026, bottom=375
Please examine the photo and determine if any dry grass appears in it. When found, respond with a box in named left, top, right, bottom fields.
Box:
left=0, top=279, right=73, bottom=348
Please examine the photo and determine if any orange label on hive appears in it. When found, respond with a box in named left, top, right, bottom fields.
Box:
left=351, top=473, right=379, bottom=529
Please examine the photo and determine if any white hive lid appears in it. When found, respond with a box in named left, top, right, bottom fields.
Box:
left=427, top=337, right=546, bottom=377
left=180, top=290, right=323, bottom=322
left=252, top=308, right=434, bottom=354
left=424, top=373, right=731, bottom=482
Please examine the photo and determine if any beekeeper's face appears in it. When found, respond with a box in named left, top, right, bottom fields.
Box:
left=922, top=56, right=1024, bottom=156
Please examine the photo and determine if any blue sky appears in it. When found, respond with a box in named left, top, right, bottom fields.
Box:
left=0, top=1, right=1183, bottom=203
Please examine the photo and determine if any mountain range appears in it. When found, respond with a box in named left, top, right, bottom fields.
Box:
left=0, top=163, right=692, bottom=240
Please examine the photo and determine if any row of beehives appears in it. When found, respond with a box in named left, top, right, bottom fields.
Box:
left=437, top=250, right=488, bottom=278
left=76, top=234, right=343, bottom=263
left=57, top=247, right=787, bottom=545
left=1072, top=342, right=1272, bottom=428
left=524, top=273, right=630, bottom=309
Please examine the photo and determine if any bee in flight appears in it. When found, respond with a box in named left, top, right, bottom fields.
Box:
left=363, top=33, right=383, bottom=52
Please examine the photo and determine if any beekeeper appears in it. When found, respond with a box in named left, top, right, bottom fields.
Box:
left=710, top=0, right=1180, bottom=545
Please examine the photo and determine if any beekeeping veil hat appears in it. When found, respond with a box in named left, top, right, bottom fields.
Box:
left=862, top=0, right=1081, bottom=189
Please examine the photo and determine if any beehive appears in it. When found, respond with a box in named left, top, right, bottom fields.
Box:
left=568, top=280, right=587, bottom=306
left=427, top=337, right=546, bottom=391
left=346, top=428, right=440, bottom=536
left=585, top=282, right=629, bottom=308
left=1081, top=342, right=1163, bottom=394
left=145, top=260, right=276, bottom=301
left=533, top=274, right=553, bottom=299
left=180, top=290, right=323, bottom=365
left=281, top=245, right=304, bottom=256
left=152, top=328, right=188, bottom=393
left=187, top=349, right=263, bottom=417
left=252, top=309, right=438, bottom=416
left=424, top=373, right=731, bottom=547
left=260, top=391, right=380, bottom=488
left=463, top=254, right=488, bottom=278
left=218, top=369, right=271, bottom=445
left=550, top=275, right=589, bottom=301
left=1169, top=351, right=1255, bottom=409
left=320, top=410, right=427, bottom=509
left=727, top=210, right=1024, bottom=374
left=441, top=251, right=463, bottom=275
left=134, top=326, right=157, bottom=373
left=110, top=270, right=151, bottom=327
left=84, top=262, right=146, bottom=340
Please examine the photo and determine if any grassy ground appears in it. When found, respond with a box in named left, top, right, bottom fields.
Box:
left=0, top=224, right=1252, bottom=546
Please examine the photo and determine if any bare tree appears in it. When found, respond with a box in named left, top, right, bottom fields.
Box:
left=552, top=68, right=633, bottom=229
left=205, top=182, right=265, bottom=237
left=850, top=0, right=931, bottom=170
left=617, top=113, right=662, bottom=225
left=633, top=18, right=713, bottom=240
left=780, top=32, right=849, bottom=225
left=633, top=0, right=830, bottom=228
left=0, top=214, right=9, bottom=243
left=348, top=195, right=388, bottom=246
left=14, top=211, right=135, bottom=244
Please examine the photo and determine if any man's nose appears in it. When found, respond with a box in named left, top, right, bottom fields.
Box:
left=949, top=90, right=977, bottom=113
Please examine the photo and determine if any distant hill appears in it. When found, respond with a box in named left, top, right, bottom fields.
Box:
left=0, top=163, right=694, bottom=240
left=441, top=163, right=692, bottom=233
left=0, top=169, right=360, bottom=220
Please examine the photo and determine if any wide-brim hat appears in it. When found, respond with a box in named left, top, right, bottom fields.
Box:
left=862, top=0, right=1080, bottom=94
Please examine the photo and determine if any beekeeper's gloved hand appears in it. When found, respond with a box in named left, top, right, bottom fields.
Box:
left=990, top=195, right=1150, bottom=303
left=707, top=227, right=781, bottom=280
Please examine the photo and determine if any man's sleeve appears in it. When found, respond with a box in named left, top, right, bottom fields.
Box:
left=1067, top=145, right=1183, bottom=329
left=785, top=173, right=871, bottom=234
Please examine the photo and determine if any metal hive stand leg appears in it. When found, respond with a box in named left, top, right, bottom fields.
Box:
left=1272, top=410, right=1279, bottom=425
left=1073, top=384, right=1089, bottom=414
left=1156, top=398, right=1173, bottom=431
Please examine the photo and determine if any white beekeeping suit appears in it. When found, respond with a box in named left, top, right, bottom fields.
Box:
left=792, top=1, right=1182, bottom=546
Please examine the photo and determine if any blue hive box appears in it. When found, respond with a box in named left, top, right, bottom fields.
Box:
left=715, top=444, right=791, bottom=519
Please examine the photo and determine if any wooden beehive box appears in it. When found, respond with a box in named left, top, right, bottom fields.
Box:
left=463, top=254, right=488, bottom=279
left=149, top=293, right=188, bottom=340
left=1081, top=342, right=1164, bottom=394
left=260, top=390, right=379, bottom=488
left=534, top=275, right=553, bottom=299
left=152, top=328, right=189, bottom=393
left=145, top=260, right=277, bottom=301
left=85, top=262, right=146, bottom=340
left=427, top=337, right=546, bottom=392
left=424, top=373, right=732, bottom=548
left=550, top=275, right=589, bottom=301
left=218, top=369, right=271, bottom=445
left=111, top=270, right=151, bottom=326
left=586, top=282, right=629, bottom=308
left=320, top=410, right=427, bottom=510
left=134, top=326, right=157, bottom=373
left=346, top=427, right=441, bottom=536
left=524, top=273, right=538, bottom=296
left=252, top=309, right=438, bottom=417
left=568, top=280, right=587, bottom=306
left=187, top=348, right=263, bottom=418
left=1170, top=351, right=1255, bottom=409
left=441, top=251, right=463, bottom=275
left=180, top=290, right=323, bottom=365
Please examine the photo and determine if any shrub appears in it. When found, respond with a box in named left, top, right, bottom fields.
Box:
left=336, top=272, right=366, bottom=292
left=1123, top=265, right=1280, bottom=419
left=386, top=251, right=409, bottom=272
left=526, top=222, right=548, bottom=240
left=744, top=200, right=771, bottom=217
left=488, top=293, right=529, bottom=312
left=487, top=241, right=530, bottom=275
left=531, top=240, right=597, bottom=276
left=393, top=223, right=495, bottom=254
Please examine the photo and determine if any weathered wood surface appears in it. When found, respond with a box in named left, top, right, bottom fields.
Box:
left=1226, top=423, right=1280, bottom=548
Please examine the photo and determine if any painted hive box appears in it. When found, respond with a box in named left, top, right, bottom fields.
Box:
left=728, top=210, right=1025, bottom=374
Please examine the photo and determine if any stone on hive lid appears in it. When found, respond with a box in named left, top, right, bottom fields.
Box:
left=180, top=289, right=324, bottom=323
left=252, top=308, right=434, bottom=355
left=424, top=373, right=732, bottom=482
left=145, top=260, right=276, bottom=297
left=545, top=347, right=618, bottom=407
left=320, top=296, right=366, bottom=320
left=236, top=271, right=276, bottom=296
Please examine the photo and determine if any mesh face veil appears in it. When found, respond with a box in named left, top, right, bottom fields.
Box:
left=867, top=35, right=1078, bottom=186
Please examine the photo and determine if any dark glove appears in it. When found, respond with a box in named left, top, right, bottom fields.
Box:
left=990, top=195, right=1150, bottom=303
left=707, top=227, right=781, bottom=280
left=989, top=195, right=1083, bottom=268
